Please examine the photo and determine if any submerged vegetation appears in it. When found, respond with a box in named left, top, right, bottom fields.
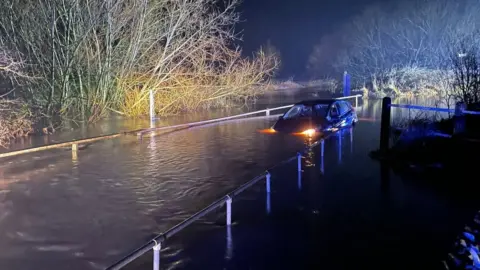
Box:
left=0, top=0, right=278, bottom=146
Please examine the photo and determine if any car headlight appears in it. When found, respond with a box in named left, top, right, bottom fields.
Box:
left=301, top=129, right=316, bottom=137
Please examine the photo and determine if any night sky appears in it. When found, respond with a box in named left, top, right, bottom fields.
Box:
left=239, top=0, right=383, bottom=79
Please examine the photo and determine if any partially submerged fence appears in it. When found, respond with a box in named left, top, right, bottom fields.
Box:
left=378, top=97, right=480, bottom=152
left=106, top=136, right=332, bottom=270
left=136, top=94, right=362, bottom=137
left=134, top=104, right=293, bottom=138
left=0, top=94, right=362, bottom=159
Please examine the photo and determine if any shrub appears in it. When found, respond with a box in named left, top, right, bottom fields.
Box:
left=0, top=99, right=34, bottom=147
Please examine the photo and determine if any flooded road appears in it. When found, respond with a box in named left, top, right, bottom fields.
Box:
left=0, top=89, right=472, bottom=269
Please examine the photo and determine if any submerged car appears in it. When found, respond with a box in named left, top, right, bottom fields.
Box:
left=272, top=99, right=358, bottom=136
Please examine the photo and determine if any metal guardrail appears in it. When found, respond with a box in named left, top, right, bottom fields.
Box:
left=135, top=105, right=294, bottom=137
left=106, top=135, right=330, bottom=270
left=335, top=94, right=362, bottom=108
left=390, top=104, right=453, bottom=113
left=390, top=103, right=480, bottom=115
left=0, top=133, right=122, bottom=159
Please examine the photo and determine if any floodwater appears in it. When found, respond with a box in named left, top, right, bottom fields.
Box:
left=0, top=89, right=475, bottom=270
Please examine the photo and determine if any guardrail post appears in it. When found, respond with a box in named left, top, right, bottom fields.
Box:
left=380, top=97, right=391, bottom=153
left=320, top=152, right=324, bottom=174
left=454, top=102, right=466, bottom=135
left=225, top=226, right=233, bottom=259
left=149, top=89, right=155, bottom=122
left=355, top=95, right=358, bottom=108
left=226, top=196, right=232, bottom=226
left=266, top=192, right=271, bottom=214
left=266, top=108, right=270, bottom=116
left=320, top=139, right=324, bottom=157
left=72, top=143, right=78, bottom=152
left=265, top=172, right=271, bottom=193
left=298, top=166, right=303, bottom=189
left=153, top=242, right=161, bottom=270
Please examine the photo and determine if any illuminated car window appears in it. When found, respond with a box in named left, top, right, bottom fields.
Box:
left=283, top=105, right=302, bottom=119
left=283, top=105, right=312, bottom=119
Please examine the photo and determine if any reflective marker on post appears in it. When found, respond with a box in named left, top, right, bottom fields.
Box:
left=266, top=172, right=271, bottom=193
left=153, top=242, right=161, bottom=270
left=226, top=196, right=232, bottom=226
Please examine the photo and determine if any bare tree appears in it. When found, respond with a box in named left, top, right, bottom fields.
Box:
left=308, top=0, right=480, bottom=93
left=450, top=41, right=480, bottom=105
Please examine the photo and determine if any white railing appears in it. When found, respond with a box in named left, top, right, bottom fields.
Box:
left=335, top=94, right=362, bottom=108
left=390, top=103, right=480, bottom=115
left=137, top=105, right=293, bottom=137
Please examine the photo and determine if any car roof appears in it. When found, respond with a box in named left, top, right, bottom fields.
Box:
left=295, top=99, right=336, bottom=106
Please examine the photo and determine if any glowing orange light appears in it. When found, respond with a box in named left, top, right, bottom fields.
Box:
left=302, top=129, right=316, bottom=137
left=258, top=128, right=277, bottom=134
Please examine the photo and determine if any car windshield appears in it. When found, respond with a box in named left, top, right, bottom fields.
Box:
left=283, top=105, right=312, bottom=119
left=313, top=104, right=329, bottom=117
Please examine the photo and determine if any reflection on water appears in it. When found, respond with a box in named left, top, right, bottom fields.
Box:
left=0, top=90, right=459, bottom=270
left=303, top=137, right=316, bottom=168
left=225, top=226, right=232, bottom=261
left=301, top=127, right=354, bottom=177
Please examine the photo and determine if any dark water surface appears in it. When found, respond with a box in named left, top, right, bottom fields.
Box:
left=0, top=89, right=475, bottom=270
